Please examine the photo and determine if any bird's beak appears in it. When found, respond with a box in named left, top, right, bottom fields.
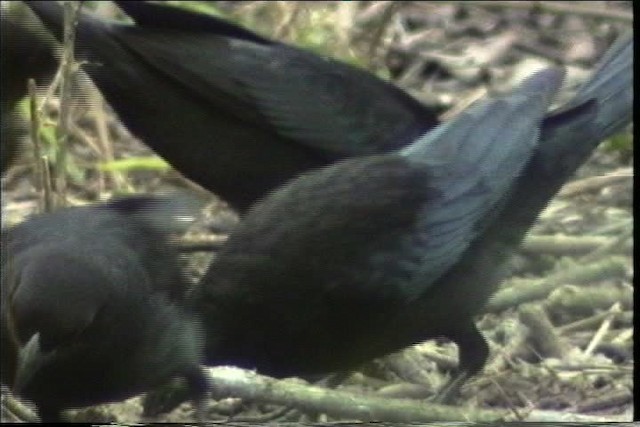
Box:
left=14, top=333, right=54, bottom=394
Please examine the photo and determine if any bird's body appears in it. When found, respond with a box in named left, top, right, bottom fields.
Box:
left=193, top=68, right=567, bottom=379
left=1, top=197, right=208, bottom=422
left=25, top=1, right=439, bottom=212
left=194, top=29, right=632, bottom=384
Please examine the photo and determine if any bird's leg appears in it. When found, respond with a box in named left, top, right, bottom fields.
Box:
left=433, top=322, right=489, bottom=404
left=37, top=405, right=63, bottom=423
left=184, top=367, right=210, bottom=422
left=142, top=379, right=191, bottom=418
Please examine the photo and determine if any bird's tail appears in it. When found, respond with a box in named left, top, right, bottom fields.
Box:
left=568, top=32, right=633, bottom=140
left=538, top=32, right=632, bottom=186
left=492, top=33, right=633, bottom=241
left=541, top=33, right=633, bottom=165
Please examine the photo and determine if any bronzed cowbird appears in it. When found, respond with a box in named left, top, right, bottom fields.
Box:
left=192, top=68, right=565, bottom=388
left=193, top=26, right=632, bottom=399
left=1, top=196, right=209, bottom=422
left=193, top=30, right=632, bottom=386
left=25, top=0, right=440, bottom=212
left=144, top=33, right=632, bottom=415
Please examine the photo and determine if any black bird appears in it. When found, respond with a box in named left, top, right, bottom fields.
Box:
left=1, top=5, right=58, bottom=173
left=1, top=196, right=209, bottom=422
left=25, top=0, right=440, bottom=212
left=193, top=29, right=632, bottom=397
left=143, top=32, right=633, bottom=415
left=193, top=68, right=563, bottom=383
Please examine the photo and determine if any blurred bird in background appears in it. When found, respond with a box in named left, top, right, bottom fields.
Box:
left=1, top=196, right=209, bottom=422
left=25, top=0, right=441, bottom=212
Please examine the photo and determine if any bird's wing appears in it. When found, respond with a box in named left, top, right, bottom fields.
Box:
left=119, top=29, right=435, bottom=155
left=392, top=68, right=564, bottom=294
left=88, top=0, right=436, bottom=155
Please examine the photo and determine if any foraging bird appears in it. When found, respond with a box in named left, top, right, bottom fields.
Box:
left=25, top=0, right=440, bottom=212
left=1, top=196, right=209, bottom=422
left=193, top=30, right=632, bottom=399
left=143, top=32, right=632, bottom=415
left=1, top=6, right=58, bottom=173
left=193, top=68, right=565, bottom=384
